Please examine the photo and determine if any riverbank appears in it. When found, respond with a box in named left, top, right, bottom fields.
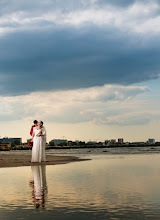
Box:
left=0, top=143, right=160, bottom=151
left=0, top=153, right=89, bottom=168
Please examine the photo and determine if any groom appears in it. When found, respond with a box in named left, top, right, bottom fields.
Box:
left=30, top=120, right=38, bottom=136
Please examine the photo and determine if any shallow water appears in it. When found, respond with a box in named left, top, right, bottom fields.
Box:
left=1, top=153, right=160, bottom=219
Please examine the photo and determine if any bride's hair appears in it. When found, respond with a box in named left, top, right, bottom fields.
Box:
left=40, top=121, right=43, bottom=128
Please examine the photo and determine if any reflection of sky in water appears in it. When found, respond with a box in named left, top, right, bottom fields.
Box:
left=0, top=154, right=160, bottom=219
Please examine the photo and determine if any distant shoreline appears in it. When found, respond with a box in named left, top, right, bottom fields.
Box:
left=0, top=144, right=160, bottom=151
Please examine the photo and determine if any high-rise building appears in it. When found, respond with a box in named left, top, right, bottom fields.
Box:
left=118, top=138, right=124, bottom=144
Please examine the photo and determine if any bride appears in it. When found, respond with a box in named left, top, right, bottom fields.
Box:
left=31, top=121, right=46, bottom=163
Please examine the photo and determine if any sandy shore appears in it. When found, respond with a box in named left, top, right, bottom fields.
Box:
left=0, top=153, right=89, bottom=168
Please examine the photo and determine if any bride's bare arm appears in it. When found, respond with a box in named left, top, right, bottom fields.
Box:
left=40, top=128, right=46, bottom=136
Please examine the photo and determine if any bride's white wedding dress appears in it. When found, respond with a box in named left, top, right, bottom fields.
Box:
left=31, top=128, right=46, bottom=163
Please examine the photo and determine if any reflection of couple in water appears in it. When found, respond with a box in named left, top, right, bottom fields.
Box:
left=30, top=165, right=48, bottom=209
left=29, top=120, right=48, bottom=208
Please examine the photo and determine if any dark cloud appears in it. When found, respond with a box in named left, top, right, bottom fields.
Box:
left=0, top=0, right=159, bottom=17
left=0, top=25, right=160, bottom=96
left=98, top=0, right=136, bottom=7
left=0, top=0, right=160, bottom=96
left=98, top=0, right=160, bottom=7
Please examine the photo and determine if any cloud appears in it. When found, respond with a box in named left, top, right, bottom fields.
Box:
left=0, top=84, right=154, bottom=126
left=0, top=26, right=160, bottom=96
left=0, top=0, right=160, bottom=34
left=0, top=0, right=160, bottom=96
left=97, top=112, right=159, bottom=126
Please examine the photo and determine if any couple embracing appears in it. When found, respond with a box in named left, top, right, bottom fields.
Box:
left=30, top=120, right=46, bottom=163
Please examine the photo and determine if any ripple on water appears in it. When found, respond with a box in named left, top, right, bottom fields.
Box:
left=0, top=153, right=160, bottom=219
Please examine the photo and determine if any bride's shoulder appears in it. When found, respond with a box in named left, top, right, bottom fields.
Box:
left=33, top=127, right=37, bottom=132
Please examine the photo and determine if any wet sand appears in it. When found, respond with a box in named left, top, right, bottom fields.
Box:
left=0, top=153, right=89, bottom=168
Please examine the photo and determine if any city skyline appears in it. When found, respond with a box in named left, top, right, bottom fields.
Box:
left=0, top=0, right=160, bottom=142
left=0, top=131, right=158, bottom=144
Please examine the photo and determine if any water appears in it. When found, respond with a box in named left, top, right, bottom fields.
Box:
left=5, top=145, right=160, bottom=157
left=1, top=151, right=160, bottom=219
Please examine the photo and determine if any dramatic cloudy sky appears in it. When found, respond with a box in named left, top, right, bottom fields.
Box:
left=0, top=0, right=160, bottom=142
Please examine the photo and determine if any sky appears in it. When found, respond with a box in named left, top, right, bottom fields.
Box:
left=0, top=0, right=160, bottom=142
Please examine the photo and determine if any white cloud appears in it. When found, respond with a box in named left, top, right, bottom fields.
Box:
left=99, top=111, right=160, bottom=126
left=0, top=84, right=154, bottom=126
left=0, top=1, right=160, bottom=36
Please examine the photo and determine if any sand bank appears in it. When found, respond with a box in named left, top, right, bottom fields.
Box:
left=0, top=153, right=89, bottom=168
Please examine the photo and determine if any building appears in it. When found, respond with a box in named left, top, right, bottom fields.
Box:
left=131, top=142, right=145, bottom=145
left=50, top=139, right=68, bottom=145
left=118, top=138, right=124, bottom=144
left=0, top=137, right=22, bottom=145
left=148, top=139, right=155, bottom=144
left=105, top=140, right=110, bottom=145
left=0, top=143, right=11, bottom=150
left=110, top=139, right=116, bottom=144
left=86, top=141, right=96, bottom=145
